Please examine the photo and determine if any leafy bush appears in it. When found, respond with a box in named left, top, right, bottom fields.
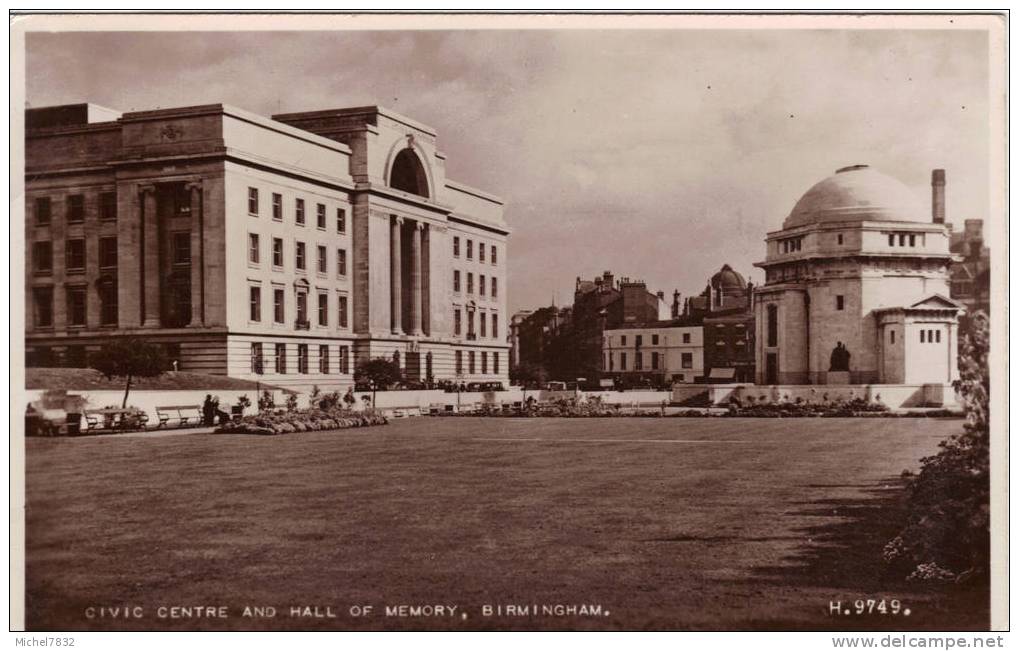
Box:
left=215, top=406, right=388, bottom=435
left=884, top=312, right=990, bottom=583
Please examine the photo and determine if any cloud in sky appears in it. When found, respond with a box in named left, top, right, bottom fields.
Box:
left=25, top=27, right=990, bottom=312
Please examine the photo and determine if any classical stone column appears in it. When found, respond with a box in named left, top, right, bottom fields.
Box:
left=187, top=181, right=204, bottom=326
left=140, top=185, right=161, bottom=327
left=409, top=221, right=424, bottom=336
left=390, top=216, right=404, bottom=334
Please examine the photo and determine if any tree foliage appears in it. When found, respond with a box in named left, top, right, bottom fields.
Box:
left=354, top=357, right=403, bottom=390
left=90, top=338, right=167, bottom=408
left=884, top=311, right=990, bottom=582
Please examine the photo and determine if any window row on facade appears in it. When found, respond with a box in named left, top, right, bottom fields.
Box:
left=607, top=332, right=693, bottom=346
left=33, top=282, right=118, bottom=328
left=887, top=232, right=921, bottom=248
left=605, top=351, right=694, bottom=372
left=452, top=308, right=499, bottom=340
left=249, top=285, right=349, bottom=330
left=249, top=341, right=352, bottom=375
left=451, top=269, right=499, bottom=299
left=780, top=236, right=803, bottom=254
left=32, top=236, right=126, bottom=275
left=33, top=191, right=118, bottom=226
left=451, top=235, right=499, bottom=266
left=248, top=187, right=348, bottom=233
left=248, top=233, right=348, bottom=278
left=453, top=349, right=501, bottom=375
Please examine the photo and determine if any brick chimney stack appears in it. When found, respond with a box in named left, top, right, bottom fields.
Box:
left=932, top=169, right=946, bottom=224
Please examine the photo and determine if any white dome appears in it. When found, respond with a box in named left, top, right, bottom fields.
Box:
left=783, top=165, right=927, bottom=230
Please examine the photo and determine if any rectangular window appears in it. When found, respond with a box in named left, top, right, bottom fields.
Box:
left=273, top=237, right=284, bottom=267
left=453, top=270, right=461, bottom=293
left=491, top=277, right=498, bottom=298
left=296, top=291, right=308, bottom=325
left=337, top=248, right=347, bottom=276
left=65, top=239, right=86, bottom=271
left=899, top=233, right=906, bottom=246
left=467, top=240, right=473, bottom=259
left=272, top=193, right=282, bottom=220
left=35, top=197, right=51, bottom=226
left=33, top=287, right=54, bottom=328
left=318, top=293, right=328, bottom=326
left=621, top=335, right=627, bottom=346
left=251, top=343, right=264, bottom=375
left=172, top=232, right=191, bottom=264
left=340, top=346, right=350, bottom=374
left=635, top=352, right=644, bottom=370
left=652, top=334, right=660, bottom=345
left=491, top=246, right=498, bottom=265
left=319, top=345, right=330, bottom=374
left=479, top=274, right=486, bottom=296
left=66, top=286, right=87, bottom=326
left=248, top=233, right=260, bottom=264
left=652, top=351, right=660, bottom=370
left=295, top=241, right=306, bottom=270
left=297, top=344, right=309, bottom=374
left=317, top=203, right=326, bottom=229
left=248, top=187, right=259, bottom=215
left=920, top=329, right=926, bottom=343
left=480, top=312, right=487, bottom=337
left=467, top=273, right=474, bottom=294
left=273, top=288, right=285, bottom=323
left=935, top=329, right=941, bottom=343
left=99, top=236, right=118, bottom=269
left=454, top=309, right=462, bottom=336
left=469, top=351, right=476, bottom=374
left=249, top=286, right=261, bottom=322
left=482, top=351, right=488, bottom=374
left=295, top=198, right=305, bottom=225
left=888, top=233, right=895, bottom=246
left=33, top=241, right=52, bottom=274
left=337, top=208, right=346, bottom=233
left=67, top=194, right=85, bottom=223
left=338, top=295, right=349, bottom=328
left=636, top=335, right=643, bottom=347
left=275, top=343, right=287, bottom=373
left=836, top=295, right=844, bottom=311
left=493, top=352, right=499, bottom=375
left=479, top=243, right=486, bottom=263
left=620, top=352, right=627, bottom=370
left=909, top=234, right=916, bottom=247
left=99, top=192, right=117, bottom=221
left=453, top=236, right=460, bottom=257
left=455, top=350, right=463, bottom=374
left=99, top=281, right=118, bottom=326
left=492, top=313, right=498, bottom=338
left=890, top=330, right=896, bottom=344
left=468, top=312, right=475, bottom=339
left=682, top=352, right=693, bottom=369
left=317, top=245, right=327, bottom=274
left=837, top=233, right=844, bottom=245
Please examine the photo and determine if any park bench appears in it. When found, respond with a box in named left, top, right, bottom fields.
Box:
left=83, top=408, right=151, bottom=432
left=155, top=405, right=202, bottom=428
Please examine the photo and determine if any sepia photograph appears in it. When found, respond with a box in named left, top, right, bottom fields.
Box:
left=8, top=11, right=1008, bottom=638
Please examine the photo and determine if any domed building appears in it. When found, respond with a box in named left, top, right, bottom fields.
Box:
left=753, top=165, right=963, bottom=387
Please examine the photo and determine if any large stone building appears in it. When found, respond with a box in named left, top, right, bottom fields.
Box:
left=753, top=164, right=962, bottom=386
left=24, top=102, right=510, bottom=390
left=602, top=318, right=704, bottom=387
left=949, top=217, right=991, bottom=331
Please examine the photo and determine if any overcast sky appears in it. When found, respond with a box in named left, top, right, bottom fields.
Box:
left=25, top=28, right=990, bottom=313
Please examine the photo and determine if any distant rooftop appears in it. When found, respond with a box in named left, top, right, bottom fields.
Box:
left=26, top=103, right=122, bottom=130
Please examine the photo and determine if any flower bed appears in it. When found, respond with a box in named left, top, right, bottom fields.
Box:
left=214, top=408, right=388, bottom=435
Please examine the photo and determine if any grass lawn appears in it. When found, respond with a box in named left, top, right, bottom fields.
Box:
left=23, top=417, right=988, bottom=631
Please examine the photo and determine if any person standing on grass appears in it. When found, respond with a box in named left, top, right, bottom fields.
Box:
left=202, top=394, right=215, bottom=426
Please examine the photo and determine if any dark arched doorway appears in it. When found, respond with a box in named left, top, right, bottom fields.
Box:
left=390, top=149, right=429, bottom=198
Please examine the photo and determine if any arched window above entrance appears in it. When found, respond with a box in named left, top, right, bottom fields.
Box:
left=390, top=149, right=430, bottom=198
